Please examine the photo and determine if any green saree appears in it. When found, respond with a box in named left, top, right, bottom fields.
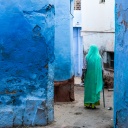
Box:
left=84, top=45, right=103, bottom=108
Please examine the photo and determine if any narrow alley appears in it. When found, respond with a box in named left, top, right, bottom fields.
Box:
left=0, top=0, right=127, bottom=127
left=44, top=78, right=113, bottom=128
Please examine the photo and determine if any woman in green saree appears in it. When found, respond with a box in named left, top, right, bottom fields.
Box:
left=84, top=45, right=103, bottom=109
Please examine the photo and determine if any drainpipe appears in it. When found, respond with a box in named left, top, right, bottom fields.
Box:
left=70, top=0, right=74, bottom=18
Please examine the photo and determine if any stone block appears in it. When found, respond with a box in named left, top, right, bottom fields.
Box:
left=33, top=108, right=47, bottom=126
left=13, top=106, right=25, bottom=126
left=23, top=97, right=46, bottom=126
left=47, top=108, right=54, bottom=123
left=0, top=107, right=13, bottom=128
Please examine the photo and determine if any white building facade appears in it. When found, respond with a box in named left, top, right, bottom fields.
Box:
left=81, top=0, right=115, bottom=50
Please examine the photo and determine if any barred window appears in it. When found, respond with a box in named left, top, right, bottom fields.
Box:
left=104, top=51, right=114, bottom=70
left=100, top=0, right=105, bottom=3
left=74, top=0, right=81, bottom=10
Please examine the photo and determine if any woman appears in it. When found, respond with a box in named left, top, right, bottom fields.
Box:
left=84, top=45, right=103, bottom=109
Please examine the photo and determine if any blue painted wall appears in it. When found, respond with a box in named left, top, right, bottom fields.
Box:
left=73, top=27, right=83, bottom=77
left=54, top=0, right=74, bottom=81
left=114, top=1, right=128, bottom=127
left=0, top=0, right=54, bottom=127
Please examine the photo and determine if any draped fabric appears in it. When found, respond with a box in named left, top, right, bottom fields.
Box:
left=84, top=45, right=103, bottom=104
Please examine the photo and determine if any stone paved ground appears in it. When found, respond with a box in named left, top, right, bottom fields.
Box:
left=42, top=77, right=113, bottom=128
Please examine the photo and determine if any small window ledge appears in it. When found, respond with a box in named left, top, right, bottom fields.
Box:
left=104, top=68, right=114, bottom=72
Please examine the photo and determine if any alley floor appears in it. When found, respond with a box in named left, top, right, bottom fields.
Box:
left=42, top=77, right=113, bottom=128
left=28, top=77, right=113, bottom=128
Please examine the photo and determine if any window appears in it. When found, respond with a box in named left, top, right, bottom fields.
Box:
left=100, top=0, right=105, bottom=3
left=74, top=0, right=81, bottom=10
left=104, top=51, right=114, bottom=71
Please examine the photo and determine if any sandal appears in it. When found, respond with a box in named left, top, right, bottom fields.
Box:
left=91, top=104, right=96, bottom=109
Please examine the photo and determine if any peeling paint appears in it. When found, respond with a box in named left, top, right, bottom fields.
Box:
left=114, top=1, right=128, bottom=127
left=0, top=0, right=54, bottom=127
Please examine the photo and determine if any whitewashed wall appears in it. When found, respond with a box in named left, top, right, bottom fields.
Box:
left=81, top=32, right=114, bottom=52
left=81, top=0, right=115, bottom=52
left=81, top=0, right=115, bottom=32
left=73, top=10, right=81, bottom=27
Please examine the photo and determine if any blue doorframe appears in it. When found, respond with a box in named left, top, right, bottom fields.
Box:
left=73, top=27, right=83, bottom=77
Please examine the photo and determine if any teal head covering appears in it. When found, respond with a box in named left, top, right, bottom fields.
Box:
left=86, top=45, right=101, bottom=61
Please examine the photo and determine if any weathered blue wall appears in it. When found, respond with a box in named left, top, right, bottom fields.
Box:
left=54, top=0, right=74, bottom=81
left=0, top=0, right=54, bottom=127
left=114, top=1, right=128, bottom=127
